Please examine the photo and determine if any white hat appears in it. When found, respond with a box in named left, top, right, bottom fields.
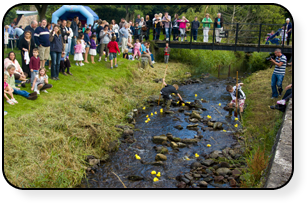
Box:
left=286, top=18, right=290, bottom=21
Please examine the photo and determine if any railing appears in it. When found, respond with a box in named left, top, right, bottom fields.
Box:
left=143, top=22, right=291, bottom=53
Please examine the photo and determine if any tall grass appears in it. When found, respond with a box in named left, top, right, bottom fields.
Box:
left=4, top=49, right=190, bottom=188
left=240, top=65, right=292, bottom=187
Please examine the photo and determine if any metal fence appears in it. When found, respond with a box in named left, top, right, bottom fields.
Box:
left=145, top=22, right=291, bottom=53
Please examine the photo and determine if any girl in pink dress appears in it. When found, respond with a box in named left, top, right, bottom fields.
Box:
left=133, top=39, right=141, bottom=60
left=74, top=40, right=84, bottom=66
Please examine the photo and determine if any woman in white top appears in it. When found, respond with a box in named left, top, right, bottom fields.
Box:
left=4, top=25, right=9, bottom=51
left=111, top=20, right=119, bottom=42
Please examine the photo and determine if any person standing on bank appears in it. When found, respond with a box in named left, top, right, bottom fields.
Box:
left=49, top=25, right=64, bottom=80
left=60, top=20, right=70, bottom=57
left=34, top=19, right=50, bottom=68
left=283, top=18, right=292, bottom=46
left=66, top=20, right=74, bottom=57
left=24, top=20, right=38, bottom=40
left=19, top=30, right=35, bottom=78
left=214, top=13, right=223, bottom=43
left=270, top=49, right=287, bottom=98
left=202, top=13, right=212, bottom=43
left=70, top=16, right=79, bottom=55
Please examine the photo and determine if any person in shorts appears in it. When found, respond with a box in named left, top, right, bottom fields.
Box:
left=226, top=83, right=246, bottom=113
left=107, top=36, right=120, bottom=69
left=34, top=19, right=50, bottom=68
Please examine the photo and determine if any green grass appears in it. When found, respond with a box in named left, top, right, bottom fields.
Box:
left=240, top=66, right=292, bottom=187
left=4, top=49, right=191, bottom=188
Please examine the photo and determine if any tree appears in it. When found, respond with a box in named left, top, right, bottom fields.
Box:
left=35, top=5, right=48, bottom=21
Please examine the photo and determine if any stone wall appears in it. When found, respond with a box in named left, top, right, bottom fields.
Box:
left=264, top=99, right=293, bottom=188
left=17, top=15, right=38, bottom=29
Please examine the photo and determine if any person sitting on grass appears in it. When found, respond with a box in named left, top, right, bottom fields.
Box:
left=31, top=67, right=53, bottom=95
left=107, top=36, right=120, bottom=69
left=270, top=84, right=292, bottom=112
left=4, top=74, right=18, bottom=105
left=4, top=64, right=37, bottom=100
left=123, top=48, right=129, bottom=59
left=146, top=42, right=155, bottom=64
left=226, top=83, right=246, bottom=113
left=161, top=78, right=184, bottom=110
left=141, top=42, right=154, bottom=68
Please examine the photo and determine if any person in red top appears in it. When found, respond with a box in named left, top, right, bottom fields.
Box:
left=107, top=36, right=121, bottom=69
left=29, top=48, right=41, bottom=85
left=164, top=42, right=171, bottom=64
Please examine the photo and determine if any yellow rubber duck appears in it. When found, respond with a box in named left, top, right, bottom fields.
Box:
left=207, top=144, right=211, bottom=147
left=223, top=130, right=227, bottom=132
left=195, top=153, right=199, bottom=158
left=234, top=124, right=238, bottom=128
left=177, top=101, right=179, bottom=104
left=135, top=154, right=141, bottom=160
left=160, top=108, right=163, bottom=113
left=151, top=171, right=156, bottom=175
left=147, top=118, right=151, bottom=121
left=146, top=115, right=149, bottom=118
left=145, top=120, right=148, bottom=123
left=207, top=115, right=212, bottom=119
left=184, top=156, right=190, bottom=160
left=154, top=111, right=157, bottom=114
left=195, top=94, right=197, bottom=97
left=143, top=107, right=146, bottom=110
left=156, top=172, right=161, bottom=177
left=151, top=113, right=153, bottom=116
left=182, top=103, right=185, bottom=106
left=219, top=103, right=221, bottom=106
left=235, top=118, right=238, bottom=121
left=187, top=102, right=191, bottom=104
left=153, top=177, right=159, bottom=182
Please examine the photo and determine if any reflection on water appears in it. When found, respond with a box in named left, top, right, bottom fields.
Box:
left=80, top=66, right=248, bottom=188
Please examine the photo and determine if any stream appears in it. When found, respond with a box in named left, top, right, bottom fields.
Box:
left=79, top=64, right=252, bottom=188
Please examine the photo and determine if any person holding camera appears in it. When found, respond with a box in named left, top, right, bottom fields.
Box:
left=270, top=49, right=287, bottom=98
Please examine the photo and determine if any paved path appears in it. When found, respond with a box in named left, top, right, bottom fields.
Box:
left=265, top=99, right=293, bottom=188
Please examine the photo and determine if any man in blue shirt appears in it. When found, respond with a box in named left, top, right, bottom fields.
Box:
left=270, top=49, right=287, bottom=98
left=34, top=19, right=50, bottom=68
left=119, top=23, right=129, bottom=53
left=24, top=20, right=38, bottom=40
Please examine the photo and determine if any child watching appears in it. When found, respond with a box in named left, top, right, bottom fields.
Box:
left=31, top=68, right=53, bottom=94
left=123, top=48, right=129, bottom=59
left=164, top=42, right=171, bottom=64
left=4, top=74, right=18, bottom=105
left=161, top=78, right=184, bottom=110
left=78, top=33, right=86, bottom=60
left=133, top=39, right=141, bottom=60
left=60, top=52, right=72, bottom=75
left=107, top=36, right=120, bottom=69
left=29, top=48, right=40, bottom=86
left=226, top=83, right=246, bottom=113
left=89, top=34, right=98, bottom=64
left=74, top=39, right=84, bottom=66
left=84, top=28, right=91, bottom=63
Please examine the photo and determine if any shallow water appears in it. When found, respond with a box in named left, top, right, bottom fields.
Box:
left=80, top=68, right=249, bottom=188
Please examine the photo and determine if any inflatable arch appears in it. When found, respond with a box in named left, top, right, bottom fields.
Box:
left=52, top=5, right=99, bottom=26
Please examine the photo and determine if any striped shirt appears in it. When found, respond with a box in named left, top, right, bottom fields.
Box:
left=273, top=54, right=287, bottom=75
left=34, top=26, right=50, bottom=47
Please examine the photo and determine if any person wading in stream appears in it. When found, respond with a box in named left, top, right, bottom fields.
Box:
left=161, top=78, right=184, bottom=110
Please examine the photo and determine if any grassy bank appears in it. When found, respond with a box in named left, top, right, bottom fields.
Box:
left=240, top=66, right=292, bottom=187
left=4, top=50, right=190, bottom=188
